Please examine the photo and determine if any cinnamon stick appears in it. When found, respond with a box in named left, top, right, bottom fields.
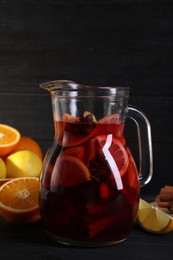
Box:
left=155, top=185, right=173, bottom=213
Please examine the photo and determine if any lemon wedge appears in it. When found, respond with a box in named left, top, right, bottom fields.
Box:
left=137, top=198, right=173, bottom=234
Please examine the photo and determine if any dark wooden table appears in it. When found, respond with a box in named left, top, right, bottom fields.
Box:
left=0, top=198, right=173, bottom=260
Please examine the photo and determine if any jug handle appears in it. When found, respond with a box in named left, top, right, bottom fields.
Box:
left=127, top=105, right=153, bottom=187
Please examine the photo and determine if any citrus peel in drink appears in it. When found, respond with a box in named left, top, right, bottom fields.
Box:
left=0, top=177, right=41, bottom=224
left=0, top=124, right=21, bottom=157
left=137, top=198, right=173, bottom=234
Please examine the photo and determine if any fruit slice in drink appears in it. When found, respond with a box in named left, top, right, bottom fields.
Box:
left=50, top=155, right=90, bottom=190
left=93, top=114, right=125, bottom=144
left=96, top=135, right=129, bottom=176
left=98, top=114, right=120, bottom=124
left=56, top=112, right=96, bottom=147
left=60, top=146, right=86, bottom=162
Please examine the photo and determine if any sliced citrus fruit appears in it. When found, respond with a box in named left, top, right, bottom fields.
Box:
left=0, top=177, right=41, bottom=224
left=137, top=198, right=173, bottom=234
left=57, top=121, right=94, bottom=147
left=6, top=150, right=42, bottom=178
left=50, top=155, right=90, bottom=190
left=56, top=112, right=96, bottom=147
left=13, top=136, right=43, bottom=160
left=98, top=114, right=120, bottom=124
left=62, top=113, right=78, bottom=123
left=0, top=157, right=6, bottom=179
left=164, top=217, right=173, bottom=233
left=60, top=146, right=86, bottom=162
left=94, top=114, right=125, bottom=144
left=96, top=135, right=129, bottom=176
left=0, top=124, right=21, bottom=157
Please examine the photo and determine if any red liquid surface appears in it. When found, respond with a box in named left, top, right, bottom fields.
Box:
left=40, top=119, right=140, bottom=244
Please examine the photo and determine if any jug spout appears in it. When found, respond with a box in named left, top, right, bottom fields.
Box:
left=40, top=80, right=80, bottom=92
left=40, top=80, right=130, bottom=123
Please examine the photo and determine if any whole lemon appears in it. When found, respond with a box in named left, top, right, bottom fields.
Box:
left=0, top=157, right=6, bottom=179
left=6, top=150, right=42, bottom=178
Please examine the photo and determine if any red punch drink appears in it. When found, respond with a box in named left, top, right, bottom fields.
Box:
left=39, top=81, right=153, bottom=246
left=40, top=112, right=140, bottom=246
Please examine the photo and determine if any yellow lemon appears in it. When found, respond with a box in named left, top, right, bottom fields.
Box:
left=6, top=150, right=42, bottom=178
left=137, top=198, right=173, bottom=234
left=0, top=157, right=6, bottom=179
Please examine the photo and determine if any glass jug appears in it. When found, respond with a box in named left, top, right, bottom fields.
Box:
left=39, top=80, right=153, bottom=247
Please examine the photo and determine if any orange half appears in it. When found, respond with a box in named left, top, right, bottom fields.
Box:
left=0, top=124, right=21, bottom=157
left=0, top=177, right=41, bottom=224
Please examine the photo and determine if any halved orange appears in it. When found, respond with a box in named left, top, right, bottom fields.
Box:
left=0, top=177, right=41, bottom=224
left=50, top=155, right=90, bottom=190
left=0, top=124, right=21, bottom=157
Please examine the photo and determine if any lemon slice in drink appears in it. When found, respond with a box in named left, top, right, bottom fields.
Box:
left=137, top=199, right=173, bottom=234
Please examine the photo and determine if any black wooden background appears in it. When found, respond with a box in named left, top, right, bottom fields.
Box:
left=0, top=0, right=173, bottom=195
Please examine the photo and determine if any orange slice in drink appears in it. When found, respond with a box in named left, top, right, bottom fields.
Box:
left=50, top=155, right=90, bottom=189
left=98, top=114, right=120, bottom=124
left=0, top=177, right=41, bottom=224
left=95, top=114, right=125, bottom=144
left=96, top=135, right=129, bottom=176
left=57, top=112, right=96, bottom=147
left=60, top=146, right=86, bottom=162
left=0, top=124, right=21, bottom=157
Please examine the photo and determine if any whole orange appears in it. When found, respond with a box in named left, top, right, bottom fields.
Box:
left=13, top=136, right=43, bottom=160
